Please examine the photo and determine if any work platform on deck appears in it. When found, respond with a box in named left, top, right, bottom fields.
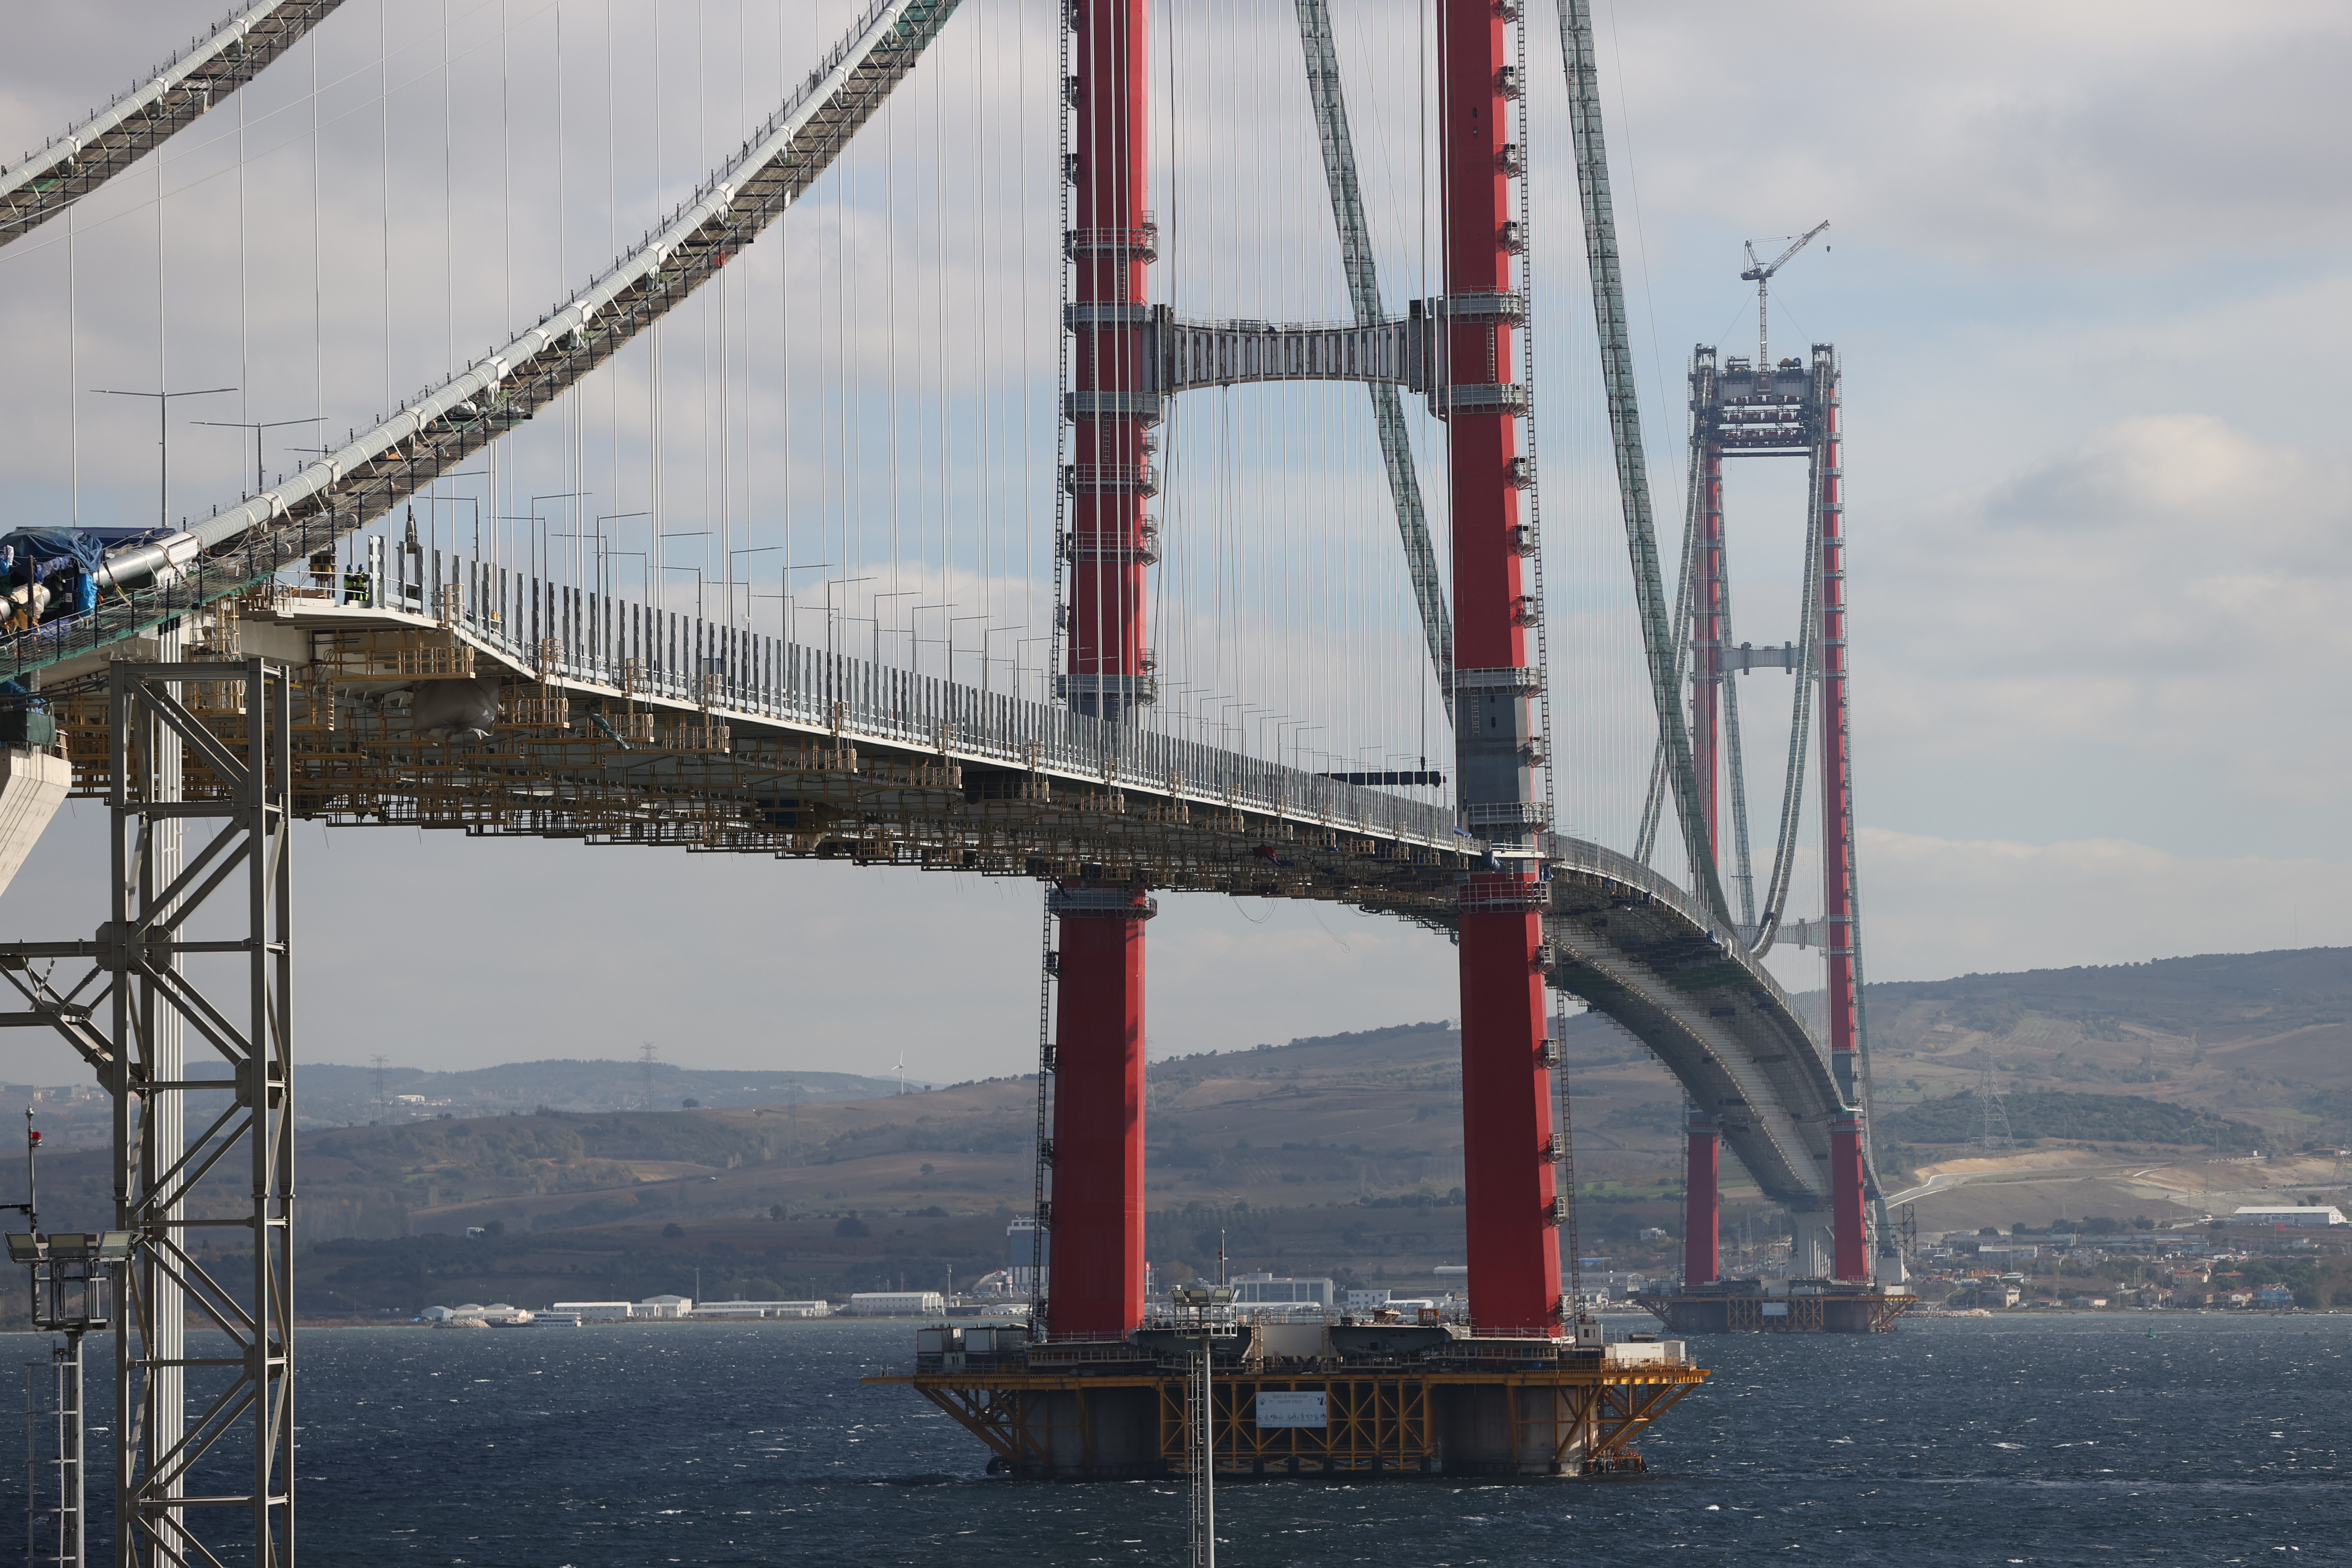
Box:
left=865, top=1321, right=1706, bottom=1479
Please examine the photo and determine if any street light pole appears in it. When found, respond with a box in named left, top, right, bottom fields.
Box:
left=92, top=387, right=235, bottom=532
left=1170, top=1283, right=1234, bottom=1568
left=189, top=415, right=323, bottom=497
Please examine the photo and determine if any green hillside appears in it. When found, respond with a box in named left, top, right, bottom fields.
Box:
left=1876, top=1090, right=2266, bottom=1150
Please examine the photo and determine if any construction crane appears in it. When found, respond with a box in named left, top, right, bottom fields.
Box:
left=1741, top=220, right=1829, bottom=370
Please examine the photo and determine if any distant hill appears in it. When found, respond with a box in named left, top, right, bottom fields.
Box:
left=294, top=1058, right=922, bottom=1123
left=1844, top=946, right=2352, bottom=1148
left=0, top=1059, right=916, bottom=1150
left=4, top=944, right=2349, bottom=1325
left=1859, top=946, right=2352, bottom=1041
left=5, top=1013, right=1695, bottom=1270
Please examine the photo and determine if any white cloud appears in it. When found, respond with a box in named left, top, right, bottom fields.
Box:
left=1853, top=414, right=2352, bottom=856
left=1848, top=827, right=2348, bottom=981
left=1585, top=0, right=2352, bottom=265
left=0, top=0, right=2342, bottom=1093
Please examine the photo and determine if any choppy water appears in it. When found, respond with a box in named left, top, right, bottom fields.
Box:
left=6, top=1313, right=2345, bottom=1565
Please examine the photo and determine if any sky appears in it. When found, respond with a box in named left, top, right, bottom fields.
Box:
left=0, top=0, right=2343, bottom=1084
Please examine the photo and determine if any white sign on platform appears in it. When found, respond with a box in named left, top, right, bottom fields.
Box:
left=1761, top=1301, right=1790, bottom=1317
left=1254, top=1392, right=1328, bottom=1429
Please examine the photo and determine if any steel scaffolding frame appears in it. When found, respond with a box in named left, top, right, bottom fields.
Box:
left=0, top=659, right=294, bottom=1567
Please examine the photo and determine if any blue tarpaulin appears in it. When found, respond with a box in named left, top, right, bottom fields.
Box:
left=0, top=525, right=170, bottom=581
left=0, top=526, right=173, bottom=618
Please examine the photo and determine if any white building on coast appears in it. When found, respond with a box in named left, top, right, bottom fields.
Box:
left=848, top=1291, right=946, bottom=1316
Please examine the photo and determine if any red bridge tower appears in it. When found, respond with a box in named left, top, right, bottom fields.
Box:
left=1048, top=0, right=1157, bottom=1342
left=1684, top=340, right=1868, bottom=1282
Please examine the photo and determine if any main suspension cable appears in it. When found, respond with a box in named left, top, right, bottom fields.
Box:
left=1751, top=449, right=1825, bottom=958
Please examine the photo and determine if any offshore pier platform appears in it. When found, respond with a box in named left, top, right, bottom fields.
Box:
left=868, top=1316, right=1704, bottom=1479
left=1633, top=1277, right=1916, bottom=1334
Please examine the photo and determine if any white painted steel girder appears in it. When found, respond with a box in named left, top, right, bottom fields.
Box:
left=1127, top=299, right=1528, bottom=404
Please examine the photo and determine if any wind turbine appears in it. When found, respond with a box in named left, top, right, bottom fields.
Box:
left=892, top=1050, right=907, bottom=1096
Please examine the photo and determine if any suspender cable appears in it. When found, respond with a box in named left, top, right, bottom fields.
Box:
left=1716, top=544, right=1758, bottom=929
left=1631, top=481, right=1697, bottom=864
left=1750, top=453, right=1822, bottom=958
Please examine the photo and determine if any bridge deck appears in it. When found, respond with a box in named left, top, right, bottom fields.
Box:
left=40, top=585, right=1476, bottom=911
left=30, top=569, right=1867, bottom=1210
left=1540, top=844, right=1863, bottom=1210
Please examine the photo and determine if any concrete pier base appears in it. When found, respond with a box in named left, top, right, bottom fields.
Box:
left=0, top=741, right=68, bottom=899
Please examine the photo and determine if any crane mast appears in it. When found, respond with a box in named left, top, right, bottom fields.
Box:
left=1741, top=219, right=1828, bottom=371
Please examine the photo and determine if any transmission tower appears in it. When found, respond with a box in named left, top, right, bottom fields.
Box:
left=640, top=1042, right=658, bottom=1113
left=1977, top=1054, right=2014, bottom=1152
left=371, top=1054, right=389, bottom=1123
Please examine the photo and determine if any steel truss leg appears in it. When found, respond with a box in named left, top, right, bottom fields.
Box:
left=27, top=1334, right=88, bottom=1568
left=0, top=659, right=295, bottom=1567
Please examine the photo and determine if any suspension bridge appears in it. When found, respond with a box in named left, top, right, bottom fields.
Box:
left=0, top=0, right=1894, bottom=1545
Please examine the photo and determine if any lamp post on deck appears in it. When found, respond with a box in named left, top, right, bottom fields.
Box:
left=92, top=386, right=235, bottom=532
left=190, top=415, right=323, bottom=497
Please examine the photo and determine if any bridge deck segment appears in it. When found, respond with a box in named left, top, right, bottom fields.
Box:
left=37, top=581, right=1475, bottom=909
left=1538, top=837, right=1878, bottom=1219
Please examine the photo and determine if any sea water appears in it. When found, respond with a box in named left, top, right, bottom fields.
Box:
left=5, top=1312, right=2343, bottom=1565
